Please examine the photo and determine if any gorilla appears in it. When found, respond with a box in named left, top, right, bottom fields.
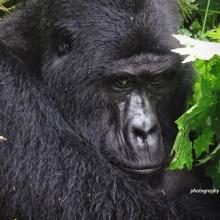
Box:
left=0, top=0, right=219, bottom=219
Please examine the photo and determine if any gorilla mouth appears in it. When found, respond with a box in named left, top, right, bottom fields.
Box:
left=101, top=129, right=166, bottom=176
left=117, top=158, right=165, bottom=175
left=121, top=166, right=162, bottom=175
left=100, top=144, right=164, bottom=175
left=107, top=154, right=165, bottom=175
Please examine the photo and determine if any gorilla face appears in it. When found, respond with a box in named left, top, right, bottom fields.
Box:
left=41, top=0, right=185, bottom=175
left=102, top=55, right=178, bottom=174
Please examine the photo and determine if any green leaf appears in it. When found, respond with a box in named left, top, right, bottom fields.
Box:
left=205, top=26, right=220, bottom=42
left=193, top=127, right=214, bottom=158
left=170, top=129, right=193, bottom=170
left=197, top=144, right=220, bottom=165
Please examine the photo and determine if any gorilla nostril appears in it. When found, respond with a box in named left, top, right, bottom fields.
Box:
left=133, top=128, right=146, bottom=138
left=133, top=128, right=147, bottom=145
left=131, top=123, right=159, bottom=147
left=148, top=124, right=158, bottom=135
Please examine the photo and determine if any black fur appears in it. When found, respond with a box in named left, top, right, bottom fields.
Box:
left=0, top=0, right=219, bottom=219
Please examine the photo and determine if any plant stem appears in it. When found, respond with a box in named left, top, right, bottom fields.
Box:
left=201, top=0, right=211, bottom=39
left=198, top=9, right=220, bottom=15
left=0, top=4, right=11, bottom=14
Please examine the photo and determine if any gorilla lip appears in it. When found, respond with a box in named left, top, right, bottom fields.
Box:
left=122, top=166, right=162, bottom=175
left=105, top=154, right=164, bottom=175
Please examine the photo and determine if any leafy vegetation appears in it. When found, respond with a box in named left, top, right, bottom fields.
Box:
left=173, top=0, right=220, bottom=188
left=1, top=0, right=220, bottom=187
left=0, top=0, right=25, bottom=17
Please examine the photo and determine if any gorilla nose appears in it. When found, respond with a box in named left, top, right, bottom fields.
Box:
left=128, top=114, right=159, bottom=150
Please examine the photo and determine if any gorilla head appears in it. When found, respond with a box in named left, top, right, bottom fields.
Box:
left=40, top=0, right=189, bottom=175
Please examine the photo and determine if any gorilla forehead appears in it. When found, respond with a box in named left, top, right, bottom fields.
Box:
left=49, top=0, right=180, bottom=55
left=41, top=0, right=181, bottom=93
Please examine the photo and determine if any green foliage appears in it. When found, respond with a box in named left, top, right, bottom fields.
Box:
left=0, top=0, right=25, bottom=17
left=0, top=0, right=15, bottom=15
left=205, top=25, right=220, bottom=42
left=178, top=0, right=198, bottom=20
left=170, top=0, right=220, bottom=188
left=170, top=57, right=220, bottom=174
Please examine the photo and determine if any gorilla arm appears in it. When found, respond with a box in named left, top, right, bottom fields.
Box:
left=0, top=42, right=97, bottom=218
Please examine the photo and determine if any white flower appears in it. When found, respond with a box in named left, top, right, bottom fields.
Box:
left=171, top=34, right=220, bottom=63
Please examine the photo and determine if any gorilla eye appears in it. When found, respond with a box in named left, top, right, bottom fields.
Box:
left=148, top=74, right=166, bottom=87
left=114, top=76, right=134, bottom=89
